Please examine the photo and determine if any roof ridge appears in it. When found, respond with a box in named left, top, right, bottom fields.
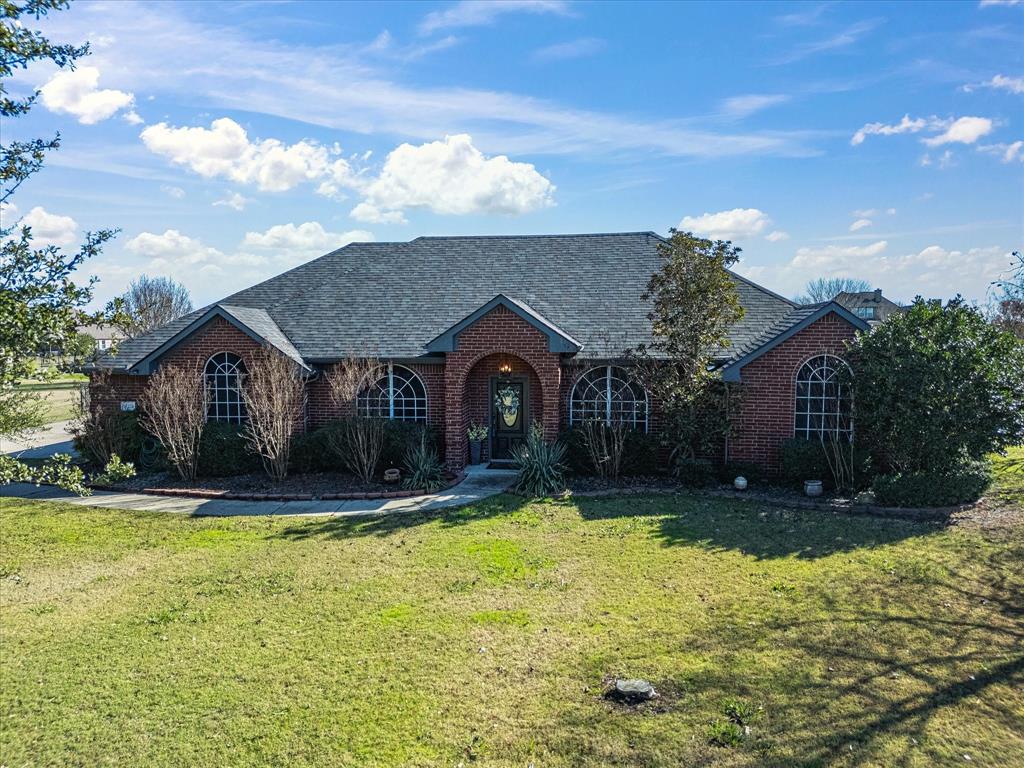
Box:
left=410, top=231, right=660, bottom=242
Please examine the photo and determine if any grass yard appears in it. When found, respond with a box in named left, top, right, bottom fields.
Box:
left=14, top=376, right=86, bottom=424
left=1, top=465, right=1021, bottom=766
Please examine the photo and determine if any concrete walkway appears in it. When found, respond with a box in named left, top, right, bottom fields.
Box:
left=0, top=464, right=518, bottom=517
left=1, top=420, right=78, bottom=460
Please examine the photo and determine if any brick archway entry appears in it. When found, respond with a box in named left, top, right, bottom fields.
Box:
left=443, top=306, right=562, bottom=469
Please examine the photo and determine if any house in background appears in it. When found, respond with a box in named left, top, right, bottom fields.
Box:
left=90, top=232, right=870, bottom=472
left=78, top=324, right=124, bottom=353
left=834, top=289, right=904, bottom=327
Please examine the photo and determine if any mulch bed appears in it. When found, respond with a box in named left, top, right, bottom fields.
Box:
left=103, top=470, right=464, bottom=502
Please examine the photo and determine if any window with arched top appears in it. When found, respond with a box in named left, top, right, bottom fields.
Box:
left=795, top=354, right=852, bottom=440
left=205, top=352, right=247, bottom=423
left=356, top=364, right=427, bottom=422
left=569, top=365, right=648, bottom=431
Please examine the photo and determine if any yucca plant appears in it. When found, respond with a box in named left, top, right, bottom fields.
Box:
left=402, top=433, right=446, bottom=492
left=511, top=424, right=566, bottom=497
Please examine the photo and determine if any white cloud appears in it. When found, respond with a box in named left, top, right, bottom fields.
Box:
left=11, top=206, right=79, bottom=246
left=792, top=240, right=889, bottom=270
left=978, top=140, right=1024, bottom=163
left=242, top=222, right=374, bottom=253
left=849, top=218, right=872, bottom=232
left=123, top=110, right=144, bottom=125
left=852, top=208, right=879, bottom=218
left=720, top=94, right=790, bottom=118
left=350, top=202, right=408, bottom=224
left=419, top=1, right=569, bottom=35
left=141, top=118, right=335, bottom=192
left=979, top=0, right=1021, bottom=7
left=679, top=208, right=773, bottom=240
left=39, top=66, right=135, bottom=124
left=0, top=201, right=18, bottom=228
left=160, top=185, right=185, bottom=199
left=886, top=207, right=896, bottom=215
left=765, top=230, right=790, bottom=242
left=962, top=74, right=1024, bottom=94
left=352, top=134, right=555, bottom=219
left=919, top=149, right=956, bottom=169
left=769, top=19, right=882, bottom=65
left=851, top=114, right=931, bottom=145
left=213, top=192, right=251, bottom=211
left=531, top=38, right=605, bottom=63
left=922, top=116, right=993, bottom=147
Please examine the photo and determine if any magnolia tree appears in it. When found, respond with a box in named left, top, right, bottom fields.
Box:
left=139, top=363, right=207, bottom=481
left=325, top=356, right=385, bottom=484
left=628, top=229, right=745, bottom=463
left=848, top=297, right=1024, bottom=474
left=241, top=348, right=305, bottom=482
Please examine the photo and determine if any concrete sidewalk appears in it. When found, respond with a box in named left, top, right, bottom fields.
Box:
left=1, top=420, right=78, bottom=460
left=0, top=465, right=518, bottom=517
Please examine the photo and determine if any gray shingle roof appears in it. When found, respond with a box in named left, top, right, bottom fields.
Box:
left=99, top=232, right=798, bottom=370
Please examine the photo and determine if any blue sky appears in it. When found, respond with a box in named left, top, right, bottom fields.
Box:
left=3, top=0, right=1022, bottom=308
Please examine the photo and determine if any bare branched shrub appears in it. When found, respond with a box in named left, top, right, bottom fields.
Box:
left=241, top=348, right=306, bottom=482
left=821, top=434, right=856, bottom=493
left=138, top=362, right=206, bottom=480
left=580, top=419, right=628, bottom=480
left=325, top=355, right=385, bottom=484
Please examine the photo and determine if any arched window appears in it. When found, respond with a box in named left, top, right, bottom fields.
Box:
left=569, top=365, right=648, bottom=431
left=357, top=364, right=427, bottom=422
left=795, top=354, right=852, bottom=440
left=205, top=352, right=247, bottom=423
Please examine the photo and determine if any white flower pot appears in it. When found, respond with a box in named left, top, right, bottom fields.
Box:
left=804, top=480, right=823, bottom=497
left=734, top=476, right=748, bottom=491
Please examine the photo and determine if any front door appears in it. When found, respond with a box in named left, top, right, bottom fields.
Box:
left=490, top=378, right=527, bottom=461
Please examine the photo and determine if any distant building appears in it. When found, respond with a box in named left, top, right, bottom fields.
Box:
left=834, top=289, right=904, bottom=326
left=77, top=324, right=124, bottom=352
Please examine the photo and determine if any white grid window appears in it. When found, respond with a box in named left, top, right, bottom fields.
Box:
left=357, top=364, right=427, bottom=422
left=795, top=354, right=852, bottom=440
left=205, top=352, right=247, bottom=423
left=569, top=365, right=648, bottom=431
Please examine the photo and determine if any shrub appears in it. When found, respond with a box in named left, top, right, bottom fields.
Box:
left=92, top=454, right=137, bottom=486
left=402, top=434, right=445, bottom=492
left=707, top=719, right=744, bottom=748
left=673, top=456, right=716, bottom=486
left=848, top=297, right=1024, bottom=474
left=512, top=424, right=566, bottom=497
left=241, top=347, right=305, bottom=481
left=381, top=421, right=439, bottom=470
left=872, top=462, right=992, bottom=507
left=73, top=410, right=145, bottom=467
left=780, top=438, right=872, bottom=490
left=289, top=427, right=339, bottom=474
left=1, top=453, right=90, bottom=496
left=198, top=423, right=261, bottom=477
left=562, top=426, right=661, bottom=477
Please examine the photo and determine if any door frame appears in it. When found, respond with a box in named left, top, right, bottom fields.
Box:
left=489, top=375, right=530, bottom=462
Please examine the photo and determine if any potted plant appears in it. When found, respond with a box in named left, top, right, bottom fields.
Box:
left=468, top=422, right=489, bottom=465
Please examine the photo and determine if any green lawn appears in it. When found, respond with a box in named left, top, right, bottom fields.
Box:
left=14, top=377, right=85, bottom=424
left=1, top=477, right=1021, bottom=766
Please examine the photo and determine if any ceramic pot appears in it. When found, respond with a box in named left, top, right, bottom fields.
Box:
left=734, top=476, right=748, bottom=491
left=470, top=440, right=482, bottom=465
left=804, top=480, right=823, bottom=497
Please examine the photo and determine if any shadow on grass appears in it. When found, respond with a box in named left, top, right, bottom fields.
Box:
left=574, top=493, right=943, bottom=560
left=271, top=494, right=529, bottom=541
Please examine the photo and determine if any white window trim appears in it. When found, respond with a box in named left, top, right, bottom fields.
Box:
left=568, top=365, right=649, bottom=432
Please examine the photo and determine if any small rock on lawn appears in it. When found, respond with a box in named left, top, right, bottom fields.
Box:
left=605, top=678, right=658, bottom=704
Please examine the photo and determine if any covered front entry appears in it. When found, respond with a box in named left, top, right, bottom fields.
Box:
left=490, top=377, right=528, bottom=462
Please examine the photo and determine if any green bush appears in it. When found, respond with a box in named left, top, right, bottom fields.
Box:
left=402, top=435, right=446, bottom=492
left=512, top=425, right=566, bottom=497
left=779, top=437, right=872, bottom=490
left=561, top=426, right=661, bottom=477
left=872, top=462, right=992, bottom=507
left=289, top=426, right=340, bottom=474
left=381, top=421, right=439, bottom=470
left=73, top=411, right=145, bottom=466
left=197, top=423, right=260, bottom=477
left=673, top=456, right=716, bottom=486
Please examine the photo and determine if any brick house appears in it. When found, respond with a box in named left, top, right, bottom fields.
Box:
left=91, top=232, right=869, bottom=471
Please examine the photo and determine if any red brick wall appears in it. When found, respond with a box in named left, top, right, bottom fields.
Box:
left=443, top=305, right=562, bottom=469
left=728, top=312, right=857, bottom=471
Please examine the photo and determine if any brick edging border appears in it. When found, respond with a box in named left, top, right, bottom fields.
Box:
left=564, top=485, right=983, bottom=521
left=89, top=471, right=466, bottom=503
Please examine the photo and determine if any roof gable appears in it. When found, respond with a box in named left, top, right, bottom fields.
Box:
left=720, top=302, right=870, bottom=382
left=424, top=294, right=582, bottom=353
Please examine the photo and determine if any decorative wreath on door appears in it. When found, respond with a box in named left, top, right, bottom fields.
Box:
left=494, top=385, right=521, bottom=427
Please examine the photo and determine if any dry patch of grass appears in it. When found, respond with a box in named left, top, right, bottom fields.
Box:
left=1, top=489, right=1021, bottom=767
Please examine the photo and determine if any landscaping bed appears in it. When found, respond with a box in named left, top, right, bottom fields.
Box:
left=103, top=469, right=463, bottom=501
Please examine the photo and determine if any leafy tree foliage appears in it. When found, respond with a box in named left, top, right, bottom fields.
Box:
left=107, top=274, right=193, bottom=338
left=794, top=276, right=872, bottom=305
left=848, top=297, right=1024, bottom=474
left=1, top=0, right=115, bottom=441
left=628, top=229, right=745, bottom=459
